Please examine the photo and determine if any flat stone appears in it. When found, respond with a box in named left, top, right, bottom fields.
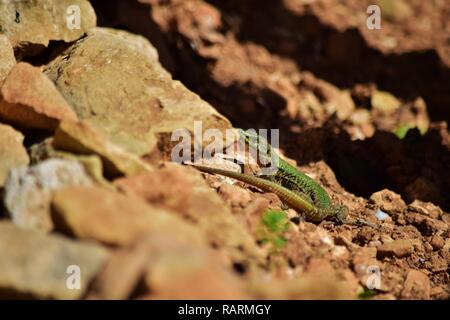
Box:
left=401, top=269, right=431, bottom=299
left=371, top=90, right=401, bottom=112
left=0, top=124, right=29, bottom=186
left=114, top=163, right=263, bottom=263
left=0, top=63, right=77, bottom=130
left=51, top=186, right=205, bottom=247
left=369, top=189, right=406, bottom=213
left=0, top=0, right=96, bottom=55
left=0, top=34, right=15, bottom=85
left=408, top=200, right=443, bottom=220
left=30, top=137, right=110, bottom=187
left=53, top=120, right=153, bottom=178
left=4, top=159, right=94, bottom=232
left=87, top=237, right=156, bottom=300
left=143, top=239, right=249, bottom=300
left=44, top=28, right=231, bottom=157
left=377, top=239, right=414, bottom=258
left=0, top=221, right=108, bottom=299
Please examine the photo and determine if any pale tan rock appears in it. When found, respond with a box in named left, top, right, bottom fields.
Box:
left=250, top=259, right=358, bottom=299
left=114, top=163, right=263, bottom=263
left=0, top=221, right=108, bottom=299
left=0, top=35, right=15, bottom=85
left=371, top=90, right=401, bottom=112
left=53, top=120, right=153, bottom=178
left=45, top=28, right=232, bottom=157
left=0, top=0, right=96, bottom=53
left=87, top=236, right=156, bottom=300
left=51, top=186, right=206, bottom=247
left=352, top=247, right=380, bottom=277
left=401, top=269, right=431, bottom=299
left=0, top=124, right=29, bottom=186
left=430, top=235, right=445, bottom=250
left=88, top=226, right=248, bottom=300
left=218, top=183, right=252, bottom=208
left=4, top=159, right=94, bottom=232
left=0, top=63, right=77, bottom=130
left=369, top=189, right=406, bottom=213
left=143, top=241, right=249, bottom=300
left=377, top=239, right=414, bottom=258
left=30, top=137, right=111, bottom=187
left=408, top=200, right=443, bottom=220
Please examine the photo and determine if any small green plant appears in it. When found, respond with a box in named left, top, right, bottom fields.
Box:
left=394, top=124, right=414, bottom=139
left=394, top=124, right=428, bottom=140
left=358, top=288, right=377, bottom=300
left=258, top=209, right=290, bottom=250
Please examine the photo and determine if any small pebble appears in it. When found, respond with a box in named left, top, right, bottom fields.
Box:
left=375, top=209, right=389, bottom=221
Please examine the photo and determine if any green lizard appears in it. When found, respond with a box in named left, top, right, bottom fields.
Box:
left=191, top=129, right=368, bottom=224
left=192, top=164, right=347, bottom=223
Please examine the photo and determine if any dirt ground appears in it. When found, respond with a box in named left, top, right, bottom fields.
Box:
left=84, top=0, right=450, bottom=299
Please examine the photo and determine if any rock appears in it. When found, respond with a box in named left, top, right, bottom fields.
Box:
left=87, top=224, right=248, bottom=300
left=0, top=221, right=108, bottom=299
left=0, top=0, right=96, bottom=55
left=375, top=209, right=390, bottom=221
left=218, top=183, right=252, bottom=208
left=251, top=259, right=358, bottom=299
left=0, top=35, right=15, bottom=85
left=0, top=63, right=77, bottom=130
left=352, top=247, right=386, bottom=291
left=53, top=120, right=153, bottom=178
left=350, top=108, right=371, bottom=125
left=30, top=137, right=111, bottom=187
left=442, top=214, right=450, bottom=226
left=4, top=159, right=94, bottom=232
left=408, top=200, right=443, bottom=220
left=425, top=252, right=448, bottom=272
left=114, top=163, right=263, bottom=263
left=405, top=212, right=448, bottom=236
left=302, top=73, right=355, bottom=120
left=369, top=189, right=406, bottom=213
left=51, top=186, right=206, bottom=247
left=377, top=239, right=414, bottom=258
left=352, top=247, right=381, bottom=282
left=44, top=28, right=231, bottom=157
left=87, top=236, right=155, bottom=300
left=371, top=90, right=401, bottom=112
left=401, top=269, right=431, bottom=299
left=0, top=124, right=29, bottom=186
left=377, top=0, right=413, bottom=22
left=142, top=236, right=249, bottom=300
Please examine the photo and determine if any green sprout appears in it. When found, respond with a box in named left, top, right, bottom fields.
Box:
left=394, top=124, right=414, bottom=139
left=258, top=209, right=290, bottom=250
left=358, top=288, right=377, bottom=300
left=394, top=124, right=428, bottom=140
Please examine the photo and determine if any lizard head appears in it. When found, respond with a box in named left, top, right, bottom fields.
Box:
left=332, top=204, right=349, bottom=223
left=238, top=128, right=276, bottom=165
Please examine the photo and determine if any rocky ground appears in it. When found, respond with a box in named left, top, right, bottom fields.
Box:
left=0, top=0, right=449, bottom=300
